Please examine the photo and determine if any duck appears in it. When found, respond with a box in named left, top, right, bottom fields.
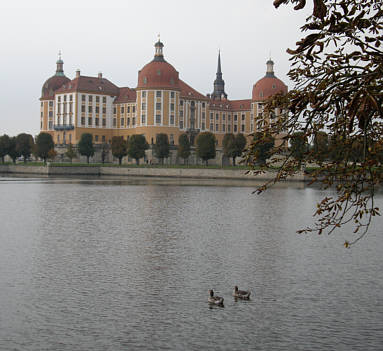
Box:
left=233, top=285, right=251, bottom=299
left=208, top=289, right=224, bottom=306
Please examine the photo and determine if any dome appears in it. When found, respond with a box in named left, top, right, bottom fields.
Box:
left=41, top=56, right=70, bottom=99
left=252, top=60, right=288, bottom=101
left=137, top=40, right=180, bottom=90
left=41, top=75, right=70, bottom=100
left=252, top=76, right=287, bottom=101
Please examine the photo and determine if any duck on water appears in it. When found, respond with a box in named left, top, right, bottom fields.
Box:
left=208, top=290, right=224, bottom=306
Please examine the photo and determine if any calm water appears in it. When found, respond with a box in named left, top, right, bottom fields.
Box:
left=0, top=176, right=382, bottom=351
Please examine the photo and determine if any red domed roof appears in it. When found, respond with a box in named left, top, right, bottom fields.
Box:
left=41, top=75, right=71, bottom=100
left=137, top=60, right=179, bottom=90
left=137, top=40, right=180, bottom=90
left=252, top=76, right=287, bottom=101
left=252, top=60, right=288, bottom=101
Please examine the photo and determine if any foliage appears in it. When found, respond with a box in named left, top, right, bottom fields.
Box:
left=312, top=131, right=328, bottom=163
left=16, top=133, right=34, bottom=163
left=0, top=134, right=11, bottom=163
left=8, top=137, right=19, bottom=164
left=35, top=132, right=54, bottom=164
left=177, top=133, right=191, bottom=164
left=48, top=149, right=57, bottom=161
left=153, top=133, right=170, bottom=164
left=196, top=132, right=216, bottom=166
left=100, top=142, right=110, bottom=164
left=223, top=133, right=247, bottom=166
left=245, top=0, right=383, bottom=246
left=78, top=133, right=94, bottom=164
left=65, top=143, right=77, bottom=163
left=249, top=132, right=275, bottom=165
left=111, top=136, right=128, bottom=165
left=127, top=134, right=149, bottom=165
left=290, top=132, right=309, bottom=164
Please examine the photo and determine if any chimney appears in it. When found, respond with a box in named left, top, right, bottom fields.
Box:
left=76, top=69, right=80, bottom=78
left=98, top=72, right=103, bottom=79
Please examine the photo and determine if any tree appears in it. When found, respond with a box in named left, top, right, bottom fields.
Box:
left=245, top=0, right=383, bottom=246
left=223, top=133, right=247, bottom=166
left=153, top=133, right=170, bottom=165
left=65, top=143, right=77, bottom=163
left=177, top=133, right=191, bottom=165
left=312, top=131, right=328, bottom=163
left=78, top=133, right=94, bottom=164
left=111, top=136, right=128, bottom=165
left=16, top=133, right=34, bottom=163
left=196, top=132, right=216, bottom=166
left=290, top=132, right=309, bottom=165
left=35, top=132, right=54, bottom=164
left=100, top=142, right=110, bottom=164
left=0, top=134, right=11, bottom=164
left=127, top=134, right=149, bottom=165
left=250, top=132, right=275, bottom=166
left=8, top=137, right=19, bottom=164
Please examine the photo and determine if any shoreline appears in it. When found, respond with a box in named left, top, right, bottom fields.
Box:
left=0, top=164, right=306, bottom=182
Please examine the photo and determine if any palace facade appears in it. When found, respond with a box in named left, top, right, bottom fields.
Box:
left=40, top=40, right=288, bottom=148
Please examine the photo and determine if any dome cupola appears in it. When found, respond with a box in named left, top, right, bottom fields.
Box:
left=137, top=39, right=180, bottom=90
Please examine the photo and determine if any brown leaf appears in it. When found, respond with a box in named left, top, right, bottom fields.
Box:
left=313, top=0, right=326, bottom=19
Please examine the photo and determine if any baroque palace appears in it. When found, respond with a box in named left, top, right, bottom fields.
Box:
left=40, top=39, right=287, bottom=150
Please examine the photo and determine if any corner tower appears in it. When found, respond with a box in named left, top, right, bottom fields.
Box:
left=211, top=51, right=227, bottom=100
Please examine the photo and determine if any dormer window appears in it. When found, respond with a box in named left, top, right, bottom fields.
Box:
left=143, top=77, right=147, bottom=84
left=260, top=92, right=264, bottom=97
left=272, top=84, right=276, bottom=89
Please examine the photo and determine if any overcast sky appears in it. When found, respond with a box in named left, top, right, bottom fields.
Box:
left=0, top=0, right=311, bottom=136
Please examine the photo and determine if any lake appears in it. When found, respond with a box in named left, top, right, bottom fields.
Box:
left=0, top=176, right=382, bottom=350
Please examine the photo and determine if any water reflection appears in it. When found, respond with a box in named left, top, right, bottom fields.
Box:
left=0, top=177, right=382, bottom=351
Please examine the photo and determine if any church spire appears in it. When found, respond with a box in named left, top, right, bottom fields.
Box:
left=211, top=50, right=227, bottom=100
left=153, top=35, right=165, bottom=62
left=55, top=51, right=64, bottom=76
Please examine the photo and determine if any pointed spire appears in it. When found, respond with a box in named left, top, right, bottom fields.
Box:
left=211, top=50, right=227, bottom=100
left=55, top=51, right=64, bottom=76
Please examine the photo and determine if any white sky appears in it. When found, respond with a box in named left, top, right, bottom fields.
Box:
left=0, top=0, right=311, bottom=136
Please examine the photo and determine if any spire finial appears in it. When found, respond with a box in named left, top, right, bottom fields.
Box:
left=157, top=33, right=160, bottom=42
left=58, top=50, right=62, bottom=61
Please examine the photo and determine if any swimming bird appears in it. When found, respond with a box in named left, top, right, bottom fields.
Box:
left=233, top=286, right=251, bottom=299
left=208, top=289, right=224, bottom=306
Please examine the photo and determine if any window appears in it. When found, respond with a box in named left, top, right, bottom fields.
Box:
left=156, top=91, right=161, bottom=98
left=121, top=106, right=124, bottom=114
left=142, top=91, right=146, bottom=98
left=179, top=110, right=183, bottom=117
left=210, top=113, right=213, bottom=120
left=202, top=112, right=205, bottom=119
left=82, top=95, right=86, bottom=102
left=234, top=114, right=238, bottom=121
left=180, top=100, right=183, bottom=106
left=81, top=105, right=85, bottom=113
left=210, top=123, right=213, bottom=131
left=156, top=114, right=161, bottom=124
left=170, top=103, right=174, bottom=111
left=156, top=102, right=161, bottom=110
left=132, top=117, right=136, bottom=125
left=170, top=91, right=175, bottom=98
left=141, top=103, right=146, bottom=110
left=127, top=106, right=130, bottom=113
left=228, top=114, right=231, bottom=122
left=88, top=95, right=93, bottom=102
left=228, top=125, right=231, bottom=132
left=95, top=135, right=99, bottom=142
left=40, top=111, right=43, bottom=118
left=113, top=107, right=116, bottom=114
left=95, top=106, right=99, bottom=113
left=121, top=118, right=124, bottom=127
left=180, top=120, right=184, bottom=129
left=57, top=104, right=61, bottom=114
left=81, top=117, right=85, bottom=125
left=102, top=119, right=106, bottom=126
left=41, top=102, right=43, bottom=107
left=95, top=118, right=99, bottom=126
left=40, top=121, right=42, bottom=129
left=88, top=117, right=92, bottom=125
left=113, top=118, right=116, bottom=127
left=58, top=96, right=61, bottom=102
left=222, top=114, right=226, bottom=121
left=88, top=106, right=92, bottom=113
left=241, top=125, right=245, bottom=132
left=216, top=114, right=219, bottom=120
left=234, top=125, right=238, bottom=132
left=202, top=122, right=205, bottom=130
left=202, top=102, right=205, bottom=108
left=96, top=96, right=99, bottom=103
left=215, top=124, right=219, bottom=131
left=141, top=115, right=146, bottom=124
left=69, top=104, right=73, bottom=113
left=170, top=115, right=174, bottom=125
left=102, top=107, right=106, bottom=114
left=103, top=96, right=106, bottom=103
left=102, top=135, right=106, bottom=142
left=49, top=111, right=53, bottom=118
left=242, top=114, right=245, bottom=121
left=222, top=124, right=226, bottom=132
left=133, top=106, right=135, bottom=113
left=63, top=104, right=67, bottom=114
left=127, top=118, right=130, bottom=126
left=49, top=121, right=53, bottom=129
left=170, top=134, right=174, bottom=145
left=49, top=101, right=53, bottom=107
